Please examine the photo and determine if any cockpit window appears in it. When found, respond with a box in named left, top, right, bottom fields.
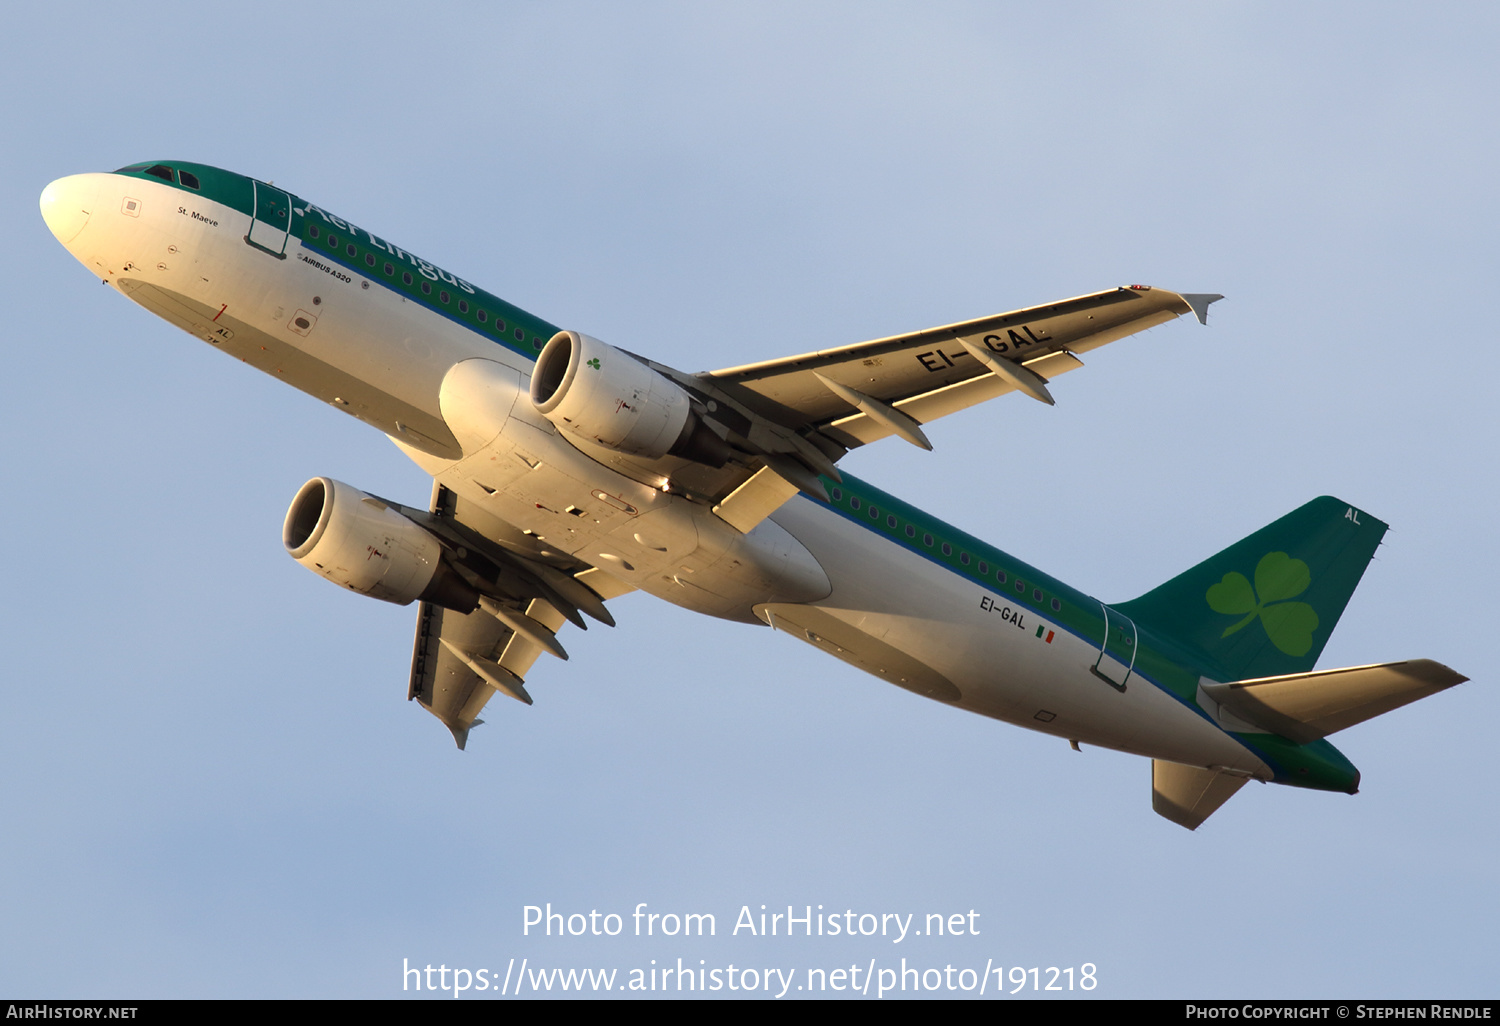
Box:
left=114, top=164, right=150, bottom=173
left=178, top=170, right=200, bottom=189
left=144, top=164, right=175, bottom=182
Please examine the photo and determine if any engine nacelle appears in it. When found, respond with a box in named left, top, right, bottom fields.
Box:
left=530, top=330, right=730, bottom=466
left=282, top=477, right=478, bottom=611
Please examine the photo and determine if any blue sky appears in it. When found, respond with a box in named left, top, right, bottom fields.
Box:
left=3, top=2, right=1496, bottom=998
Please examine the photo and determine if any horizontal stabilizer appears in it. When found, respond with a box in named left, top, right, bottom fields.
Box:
left=1202, top=659, right=1468, bottom=746
left=1152, top=760, right=1248, bottom=830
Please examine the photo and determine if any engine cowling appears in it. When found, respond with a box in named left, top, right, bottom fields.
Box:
left=530, top=330, right=730, bottom=467
left=282, top=477, right=478, bottom=611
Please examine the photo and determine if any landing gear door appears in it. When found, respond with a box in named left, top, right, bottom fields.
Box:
left=246, top=180, right=292, bottom=258
left=1091, top=604, right=1136, bottom=691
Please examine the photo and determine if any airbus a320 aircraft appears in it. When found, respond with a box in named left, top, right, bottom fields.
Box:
left=41, top=161, right=1469, bottom=829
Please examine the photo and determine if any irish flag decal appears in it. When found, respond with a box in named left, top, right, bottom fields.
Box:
left=1035, top=625, right=1055, bottom=644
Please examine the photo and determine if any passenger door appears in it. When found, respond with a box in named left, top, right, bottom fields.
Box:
left=246, top=180, right=292, bottom=258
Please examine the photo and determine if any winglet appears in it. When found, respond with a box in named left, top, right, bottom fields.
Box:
left=1181, top=293, right=1224, bottom=326
left=447, top=718, right=483, bottom=750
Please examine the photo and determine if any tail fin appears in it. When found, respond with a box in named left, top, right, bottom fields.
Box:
left=1118, top=497, right=1387, bottom=681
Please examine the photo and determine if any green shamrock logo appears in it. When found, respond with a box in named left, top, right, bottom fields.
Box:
left=586, top=357, right=601, bottom=370
left=1205, top=552, right=1319, bottom=657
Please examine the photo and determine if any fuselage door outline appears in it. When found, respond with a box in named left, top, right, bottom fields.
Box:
left=1091, top=603, right=1136, bottom=692
left=246, top=180, right=292, bottom=259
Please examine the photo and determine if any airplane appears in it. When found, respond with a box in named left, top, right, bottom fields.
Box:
left=39, top=160, right=1470, bottom=830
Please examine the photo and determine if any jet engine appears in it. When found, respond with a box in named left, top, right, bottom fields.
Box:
left=530, top=330, right=730, bottom=467
left=282, top=477, right=479, bottom=611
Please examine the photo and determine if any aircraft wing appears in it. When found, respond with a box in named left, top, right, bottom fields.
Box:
left=700, top=286, right=1220, bottom=451
left=404, top=485, right=633, bottom=747
left=409, top=599, right=524, bottom=749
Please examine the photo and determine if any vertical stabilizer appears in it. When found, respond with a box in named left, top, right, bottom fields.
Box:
left=1119, top=497, right=1387, bottom=681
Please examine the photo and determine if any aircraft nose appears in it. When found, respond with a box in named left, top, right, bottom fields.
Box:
left=40, top=174, right=100, bottom=246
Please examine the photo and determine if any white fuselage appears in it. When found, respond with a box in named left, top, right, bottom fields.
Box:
left=42, top=170, right=1269, bottom=778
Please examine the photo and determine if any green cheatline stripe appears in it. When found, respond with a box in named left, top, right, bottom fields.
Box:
left=820, top=473, right=1092, bottom=641
left=298, top=216, right=557, bottom=361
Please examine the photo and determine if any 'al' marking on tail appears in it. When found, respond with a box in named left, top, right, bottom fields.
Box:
left=1119, top=497, right=1386, bottom=682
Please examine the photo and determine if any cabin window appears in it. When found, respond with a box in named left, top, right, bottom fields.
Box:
left=365, top=253, right=376, bottom=268
left=1051, top=598, right=1061, bottom=611
left=923, top=533, right=934, bottom=547
left=960, top=552, right=970, bottom=565
left=978, top=561, right=988, bottom=575
left=1015, top=580, right=1026, bottom=594
left=327, top=234, right=339, bottom=248
left=384, top=262, right=394, bottom=276
left=533, top=337, right=543, bottom=349
left=1033, top=588, right=1043, bottom=602
left=514, top=327, right=524, bottom=341
left=905, top=524, right=916, bottom=538
left=422, top=282, right=432, bottom=295
left=309, top=225, right=320, bottom=239
left=178, top=170, right=200, bottom=190
left=941, top=542, right=952, bottom=556
left=346, top=243, right=357, bottom=257
left=439, top=290, right=451, bottom=304
left=830, top=487, right=842, bottom=502
left=144, top=165, right=174, bottom=182
left=477, top=309, right=487, bottom=323
left=868, top=505, right=880, bottom=520
left=850, top=498, right=861, bottom=511
left=887, top=515, right=898, bottom=529
left=494, top=318, right=506, bottom=331
left=402, top=271, right=413, bottom=286
left=458, top=300, right=469, bottom=314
